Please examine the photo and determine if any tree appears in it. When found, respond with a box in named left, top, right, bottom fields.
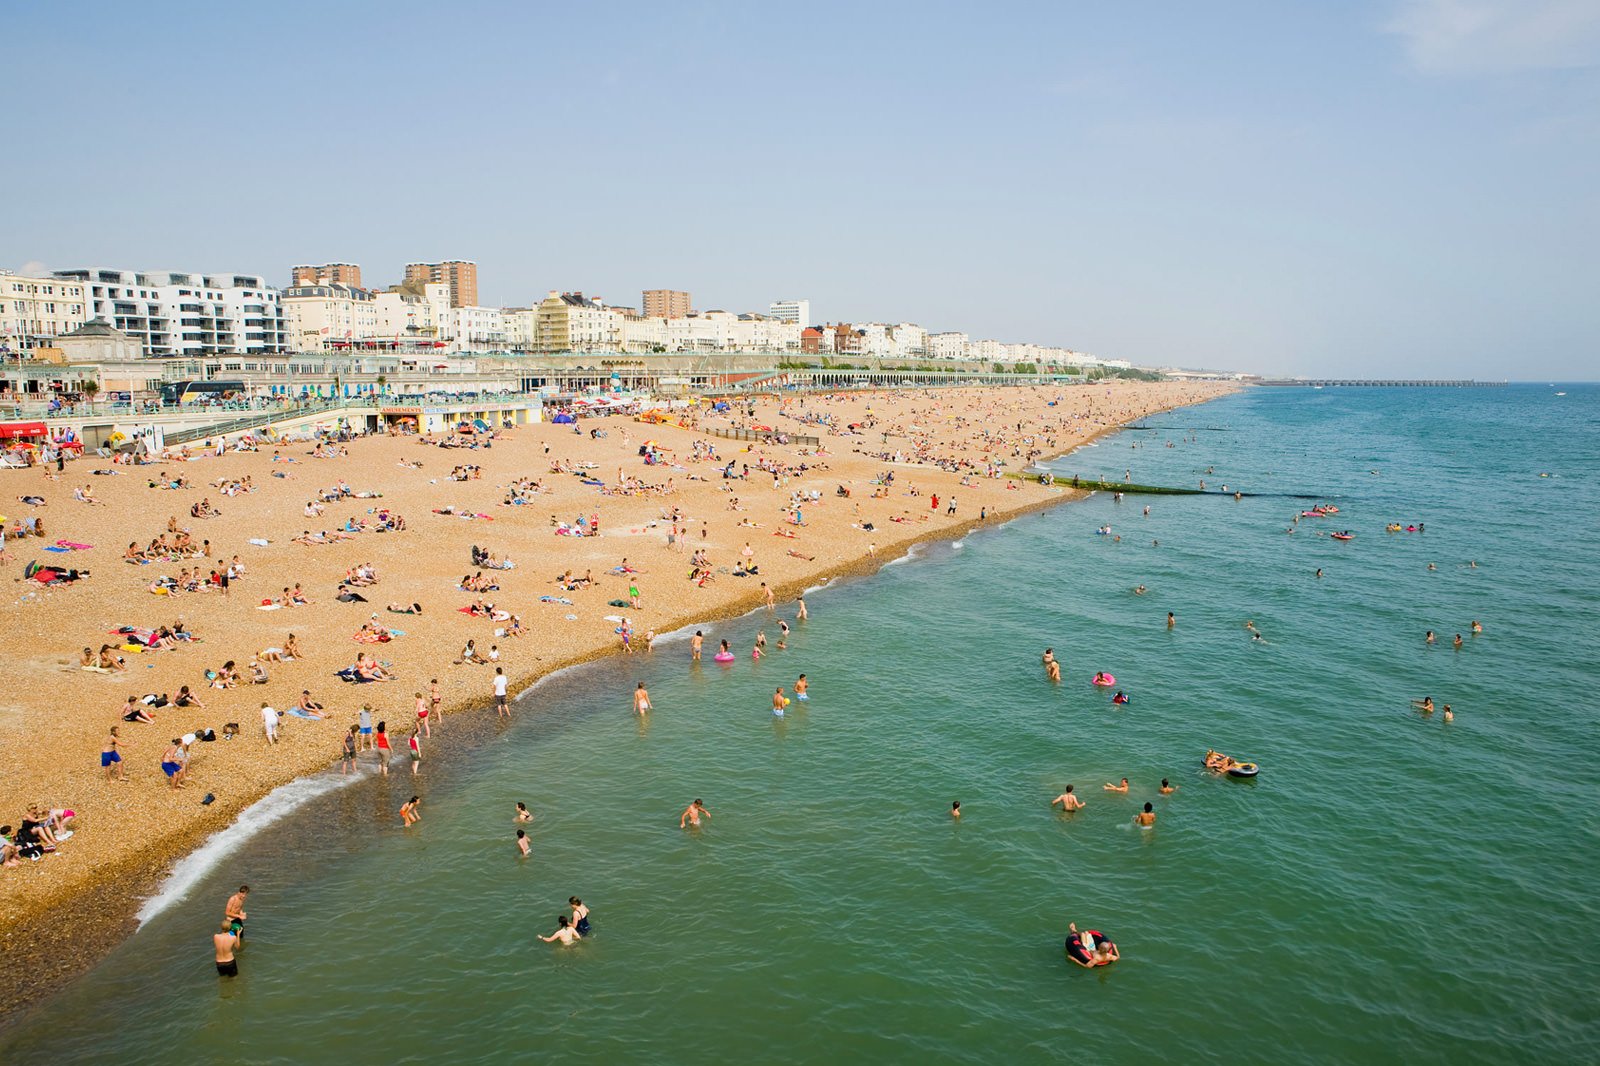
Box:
left=80, top=380, right=100, bottom=399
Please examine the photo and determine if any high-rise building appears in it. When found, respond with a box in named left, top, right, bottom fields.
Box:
left=291, top=263, right=363, bottom=288
left=52, top=267, right=286, bottom=357
left=642, top=289, right=691, bottom=319
left=404, top=260, right=478, bottom=308
left=768, top=299, right=810, bottom=326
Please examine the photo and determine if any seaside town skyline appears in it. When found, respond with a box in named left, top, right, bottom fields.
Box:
left=1, top=258, right=1134, bottom=371
left=5, top=2, right=1596, bottom=380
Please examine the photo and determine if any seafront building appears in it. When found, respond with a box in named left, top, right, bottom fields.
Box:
left=282, top=282, right=378, bottom=352
left=50, top=267, right=287, bottom=357
left=0, top=270, right=89, bottom=352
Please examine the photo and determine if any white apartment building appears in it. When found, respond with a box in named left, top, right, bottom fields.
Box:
left=619, top=313, right=669, bottom=352
left=732, top=314, right=802, bottom=352
left=0, top=271, right=89, bottom=351
left=966, top=338, right=1005, bottom=364
left=282, top=283, right=378, bottom=351
left=768, top=299, right=810, bottom=326
left=501, top=308, right=539, bottom=352
left=52, top=267, right=287, bottom=356
left=928, top=331, right=968, bottom=361
left=857, top=322, right=928, bottom=359
left=374, top=282, right=449, bottom=343
left=439, top=306, right=508, bottom=352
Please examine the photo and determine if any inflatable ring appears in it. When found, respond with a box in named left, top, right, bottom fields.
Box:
left=713, top=652, right=735, bottom=663
left=1227, top=763, right=1259, bottom=778
left=1091, top=674, right=1116, bottom=686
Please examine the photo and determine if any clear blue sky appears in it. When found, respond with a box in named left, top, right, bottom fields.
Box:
left=6, top=1, right=1597, bottom=377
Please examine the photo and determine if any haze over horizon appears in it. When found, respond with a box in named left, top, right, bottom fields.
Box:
left=5, top=1, right=1597, bottom=379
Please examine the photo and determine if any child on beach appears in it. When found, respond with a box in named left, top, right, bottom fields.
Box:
left=400, top=796, right=420, bottom=826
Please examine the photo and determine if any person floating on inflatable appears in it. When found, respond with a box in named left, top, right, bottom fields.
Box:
left=1065, top=922, right=1119, bottom=968
left=1091, top=671, right=1116, bottom=687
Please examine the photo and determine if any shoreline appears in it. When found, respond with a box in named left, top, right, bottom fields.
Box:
left=0, top=382, right=1235, bottom=1029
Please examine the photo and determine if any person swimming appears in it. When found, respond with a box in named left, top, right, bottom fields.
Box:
left=1111, top=690, right=1129, bottom=705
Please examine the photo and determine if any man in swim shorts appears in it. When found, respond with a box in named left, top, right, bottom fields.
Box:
left=214, top=920, right=241, bottom=977
left=1135, top=803, right=1156, bottom=827
left=225, top=885, right=249, bottom=939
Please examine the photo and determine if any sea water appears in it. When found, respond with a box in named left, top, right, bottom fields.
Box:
left=4, top=384, right=1597, bottom=1065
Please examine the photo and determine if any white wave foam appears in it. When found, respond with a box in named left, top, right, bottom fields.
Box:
left=882, top=544, right=924, bottom=568
left=136, top=769, right=362, bottom=927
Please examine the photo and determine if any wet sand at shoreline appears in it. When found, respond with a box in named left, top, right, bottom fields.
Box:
left=0, top=380, right=1233, bottom=1020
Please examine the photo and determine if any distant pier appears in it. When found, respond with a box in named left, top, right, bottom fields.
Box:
left=1253, top=379, right=1505, bottom=387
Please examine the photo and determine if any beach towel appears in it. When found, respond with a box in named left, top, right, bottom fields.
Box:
left=284, top=707, right=323, bottom=719
left=43, top=545, right=70, bottom=552
left=56, top=540, right=93, bottom=550
left=257, top=603, right=283, bottom=611
left=248, top=538, right=269, bottom=546
left=538, top=595, right=573, bottom=605
left=608, top=599, right=630, bottom=607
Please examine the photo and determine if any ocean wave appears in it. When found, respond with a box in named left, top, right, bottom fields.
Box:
left=136, top=769, right=363, bottom=927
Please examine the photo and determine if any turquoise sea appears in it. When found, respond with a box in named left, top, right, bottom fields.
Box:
left=5, top=384, right=1597, bottom=1064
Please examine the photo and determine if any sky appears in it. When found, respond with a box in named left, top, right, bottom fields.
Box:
left=5, top=0, right=1597, bottom=378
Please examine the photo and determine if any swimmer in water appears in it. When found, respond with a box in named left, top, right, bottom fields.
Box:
left=1135, top=803, right=1156, bottom=827
left=1427, top=562, right=1437, bottom=571
left=1159, top=779, right=1176, bottom=794
left=569, top=897, right=591, bottom=935
left=691, top=630, right=703, bottom=661
left=1167, top=612, right=1175, bottom=628
left=1052, top=785, right=1085, bottom=811
left=1412, top=696, right=1435, bottom=714
left=1471, top=620, right=1483, bottom=634
left=1134, top=585, right=1146, bottom=595
left=680, top=798, right=710, bottom=829
left=1425, top=630, right=1435, bottom=645
left=1443, top=704, right=1454, bottom=722
left=950, top=800, right=961, bottom=819
left=1453, top=633, right=1463, bottom=649
left=515, top=801, right=533, bottom=822
left=772, top=686, right=787, bottom=715
left=517, top=829, right=530, bottom=856
left=539, top=915, right=581, bottom=945
left=634, top=682, right=651, bottom=715
left=1042, top=649, right=1061, bottom=682
left=795, top=674, right=808, bottom=700
left=1315, top=568, right=1323, bottom=579
left=1104, top=778, right=1129, bottom=793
